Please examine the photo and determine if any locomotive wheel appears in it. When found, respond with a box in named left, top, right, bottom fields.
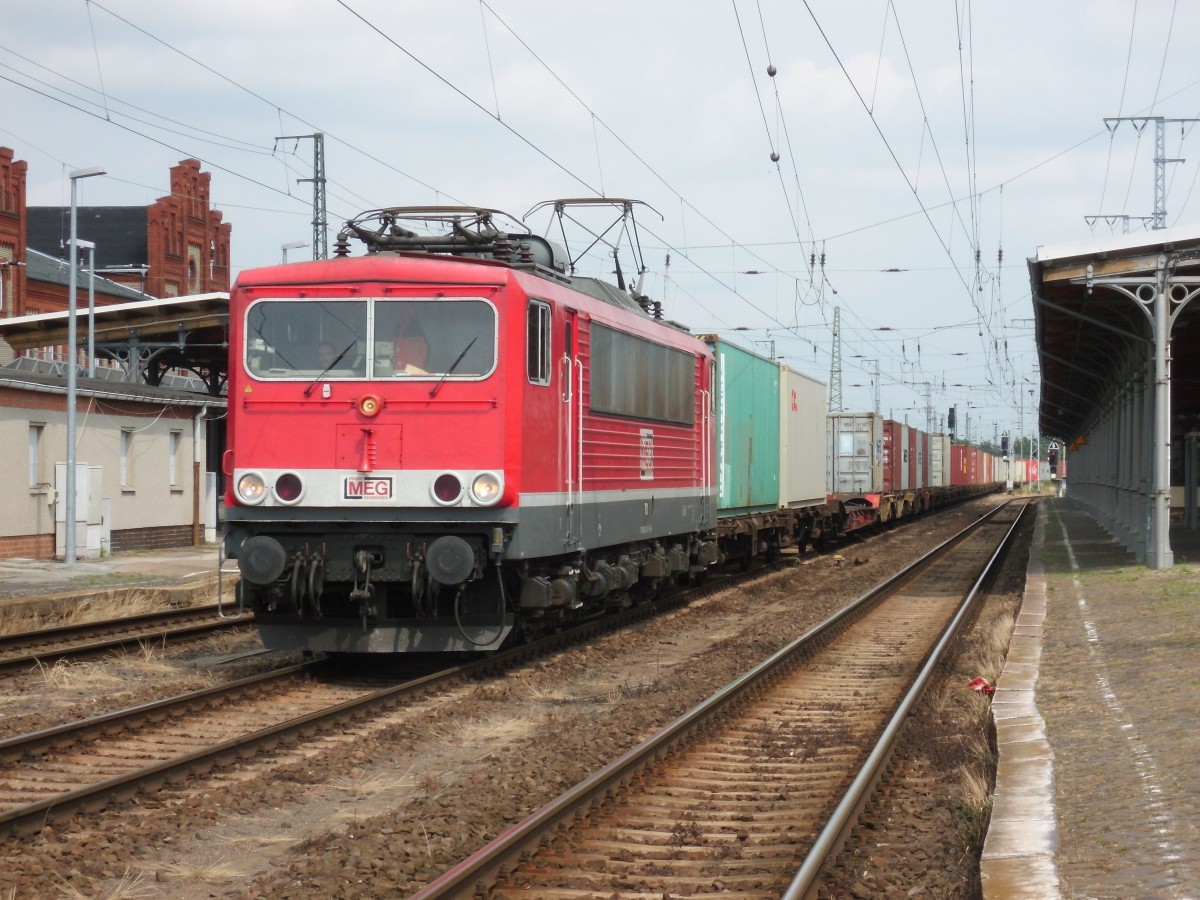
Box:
left=289, top=557, right=305, bottom=613
left=307, top=557, right=325, bottom=615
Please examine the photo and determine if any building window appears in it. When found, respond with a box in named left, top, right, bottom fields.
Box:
left=169, top=430, right=182, bottom=487
left=527, top=300, right=551, bottom=385
left=120, top=429, right=133, bottom=487
left=28, top=423, right=44, bottom=488
left=188, top=245, right=201, bottom=292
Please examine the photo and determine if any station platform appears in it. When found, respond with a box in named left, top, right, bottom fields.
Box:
left=982, top=498, right=1200, bottom=898
left=0, top=544, right=232, bottom=603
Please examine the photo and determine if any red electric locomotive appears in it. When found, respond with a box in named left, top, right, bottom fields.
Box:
left=224, top=205, right=718, bottom=653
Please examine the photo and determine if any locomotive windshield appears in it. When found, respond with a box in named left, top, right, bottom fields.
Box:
left=244, top=297, right=497, bottom=380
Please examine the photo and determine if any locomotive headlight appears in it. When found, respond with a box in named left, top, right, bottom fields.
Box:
left=237, top=472, right=267, bottom=504
left=470, top=472, right=503, bottom=506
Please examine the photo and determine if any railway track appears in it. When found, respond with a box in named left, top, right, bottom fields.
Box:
left=0, top=557, right=781, bottom=838
left=0, top=498, right=1008, bottom=849
left=0, top=659, right=385, bottom=835
left=0, top=604, right=253, bottom=675
left=411, top=500, right=1029, bottom=898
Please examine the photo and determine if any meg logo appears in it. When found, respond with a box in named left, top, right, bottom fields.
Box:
left=344, top=475, right=393, bottom=500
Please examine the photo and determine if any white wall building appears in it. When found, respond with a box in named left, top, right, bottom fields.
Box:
left=0, top=368, right=223, bottom=559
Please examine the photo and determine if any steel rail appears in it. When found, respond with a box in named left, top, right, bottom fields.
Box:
left=410, top=500, right=1021, bottom=898
left=0, top=604, right=252, bottom=674
left=782, top=500, right=1029, bottom=898
left=0, top=661, right=317, bottom=768
left=0, top=657, right=439, bottom=836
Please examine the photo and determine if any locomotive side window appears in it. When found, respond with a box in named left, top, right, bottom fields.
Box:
left=526, top=300, right=551, bottom=385
left=589, top=323, right=695, bottom=426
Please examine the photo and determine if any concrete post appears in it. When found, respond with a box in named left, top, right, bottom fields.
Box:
left=1150, top=255, right=1174, bottom=569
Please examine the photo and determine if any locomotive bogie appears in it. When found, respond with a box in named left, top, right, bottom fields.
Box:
left=233, top=518, right=723, bottom=652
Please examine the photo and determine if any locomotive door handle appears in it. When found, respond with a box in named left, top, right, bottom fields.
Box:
left=574, top=358, right=584, bottom=545
left=561, top=352, right=578, bottom=545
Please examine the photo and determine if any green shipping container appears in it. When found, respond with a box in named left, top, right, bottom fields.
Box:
left=704, top=336, right=781, bottom=515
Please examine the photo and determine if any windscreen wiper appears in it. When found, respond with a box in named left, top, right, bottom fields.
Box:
left=429, top=337, right=478, bottom=398
left=303, top=339, right=356, bottom=396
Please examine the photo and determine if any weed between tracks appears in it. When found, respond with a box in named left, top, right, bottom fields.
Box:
left=327, top=766, right=417, bottom=799
left=148, top=855, right=248, bottom=884
left=55, top=867, right=153, bottom=899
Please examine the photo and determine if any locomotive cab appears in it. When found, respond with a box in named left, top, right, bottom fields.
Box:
left=227, top=285, right=518, bottom=651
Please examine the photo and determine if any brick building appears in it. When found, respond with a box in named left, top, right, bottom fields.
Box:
left=4, top=150, right=231, bottom=316
left=0, top=147, right=27, bottom=320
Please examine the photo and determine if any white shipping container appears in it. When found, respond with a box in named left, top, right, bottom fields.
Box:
left=915, top=429, right=927, bottom=489
left=928, top=434, right=951, bottom=487
left=827, top=412, right=884, bottom=494
left=779, top=367, right=828, bottom=508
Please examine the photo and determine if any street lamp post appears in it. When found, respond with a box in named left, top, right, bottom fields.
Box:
left=281, top=240, right=309, bottom=264
left=65, top=166, right=105, bottom=565
left=76, top=240, right=97, bottom=378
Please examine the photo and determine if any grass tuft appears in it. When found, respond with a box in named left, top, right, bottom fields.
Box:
left=146, top=856, right=247, bottom=882
left=327, top=766, right=416, bottom=797
left=55, top=868, right=154, bottom=899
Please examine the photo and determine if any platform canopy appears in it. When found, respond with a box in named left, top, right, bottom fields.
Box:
left=1029, top=225, right=1200, bottom=568
left=1030, top=227, right=1200, bottom=440
left=0, top=293, right=229, bottom=395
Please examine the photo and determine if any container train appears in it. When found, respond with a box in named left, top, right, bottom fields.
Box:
left=222, top=204, right=1000, bottom=655
left=825, top=413, right=1032, bottom=528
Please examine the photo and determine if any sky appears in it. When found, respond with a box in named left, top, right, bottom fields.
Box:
left=5, top=0, right=1200, bottom=447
